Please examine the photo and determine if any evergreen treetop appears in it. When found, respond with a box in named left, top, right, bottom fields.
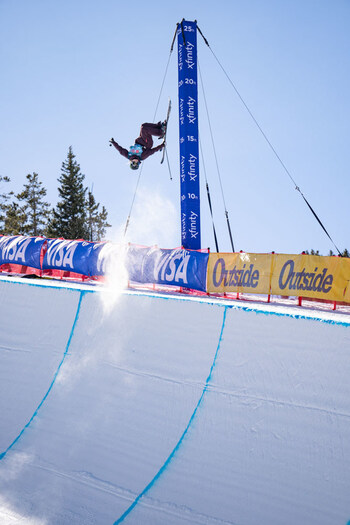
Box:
left=47, top=147, right=88, bottom=239
left=17, top=172, right=51, bottom=236
left=86, top=190, right=111, bottom=242
left=0, top=176, right=13, bottom=234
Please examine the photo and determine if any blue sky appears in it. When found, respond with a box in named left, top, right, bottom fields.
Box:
left=1, top=0, right=349, bottom=254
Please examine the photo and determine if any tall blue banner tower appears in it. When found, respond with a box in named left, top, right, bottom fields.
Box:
left=178, top=20, right=201, bottom=250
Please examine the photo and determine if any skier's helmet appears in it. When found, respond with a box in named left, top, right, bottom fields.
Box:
left=130, top=158, right=140, bottom=170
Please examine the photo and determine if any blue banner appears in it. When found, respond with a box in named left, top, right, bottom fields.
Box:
left=126, top=246, right=208, bottom=292
left=88, top=242, right=122, bottom=277
left=178, top=20, right=201, bottom=250
left=0, top=234, right=208, bottom=291
left=87, top=243, right=208, bottom=291
left=88, top=242, right=107, bottom=276
left=0, top=235, right=45, bottom=268
left=43, top=239, right=93, bottom=275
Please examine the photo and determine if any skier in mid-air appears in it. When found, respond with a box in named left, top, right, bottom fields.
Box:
left=110, top=121, right=166, bottom=170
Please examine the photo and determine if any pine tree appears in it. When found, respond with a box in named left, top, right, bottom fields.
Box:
left=0, top=176, right=13, bottom=234
left=86, top=190, right=111, bottom=241
left=86, top=190, right=99, bottom=242
left=17, top=172, right=51, bottom=236
left=3, top=202, right=27, bottom=235
left=47, top=147, right=87, bottom=239
left=95, top=205, right=111, bottom=241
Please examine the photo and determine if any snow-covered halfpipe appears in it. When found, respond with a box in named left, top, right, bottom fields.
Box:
left=0, top=277, right=349, bottom=524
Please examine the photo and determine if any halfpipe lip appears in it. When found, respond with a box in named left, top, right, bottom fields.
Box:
left=0, top=274, right=349, bottom=327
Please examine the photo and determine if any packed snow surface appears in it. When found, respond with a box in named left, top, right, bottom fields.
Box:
left=0, top=276, right=350, bottom=525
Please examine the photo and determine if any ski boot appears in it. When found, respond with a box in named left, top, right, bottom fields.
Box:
left=158, top=121, right=167, bottom=139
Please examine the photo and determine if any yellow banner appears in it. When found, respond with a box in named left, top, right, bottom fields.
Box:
left=270, top=254, right=350, bottom=302
left=208, top=252, right=350, bottom=303
left=208, top=252, right=273, bottom=295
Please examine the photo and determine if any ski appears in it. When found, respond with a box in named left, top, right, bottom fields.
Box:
left=160, top=99, right=171, bottom=164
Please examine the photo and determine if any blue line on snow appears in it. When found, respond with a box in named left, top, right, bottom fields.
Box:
left=114, top=306, right=228, bottom=524
left=0, top=290, right=85, bottom=461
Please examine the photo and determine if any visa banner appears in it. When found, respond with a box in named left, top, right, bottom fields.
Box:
left=43, top=238, right=93, bottom=275
left=127, top=245, right=208, bottom=292
left=87, top=241, right=127, bottom=277
left=208, top=252, right=350, bottom=302
left=88, top=241, right=110, bottom=276
left=0, top=235, right=45, bottom=268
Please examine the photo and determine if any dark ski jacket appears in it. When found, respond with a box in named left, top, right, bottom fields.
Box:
left=110, top=139, right=163, bottom=161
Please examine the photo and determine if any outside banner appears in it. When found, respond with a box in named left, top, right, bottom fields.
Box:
left=344, top=276, right=350, bottom=304
left=208, top=252, right=273, bottom=295
left=178, top=20, right=201, bottom=250
left=127, top=245, right=208, bottom=292
left=208, top=252, right=350, bottom=302
left=43, top=239, right=93, bottom=275
left=0, top=235, right=45, bottom=268
left=270, top=254, right=350, bottom=302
